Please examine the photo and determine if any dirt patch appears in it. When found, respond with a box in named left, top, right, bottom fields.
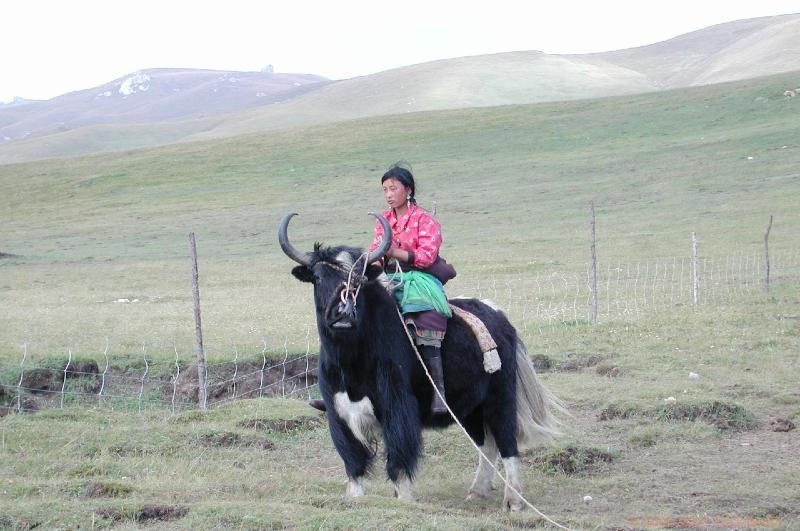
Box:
left=598, top=404, right=640, bottom=421
left=770, top=417, right=795, bottom=432
left=0, top=515, right=41, bottom=530
left=199, top=431, right=242, bottom=447
left=65, top=360, right=100, bottom=378
left=526, top=445, right=616, bottom=475
left=559, top=355, right=602, bottom=372
left=197, top=431, right=276, bottom=450
left=84, top=481, right=133, bottom=498
left=137, top=504, right=190, bottom=522
left=656, top=400, right=757, bottom=430
left=97, top=504, right=189, bottom=523
left=174, top=356, right=318, bottom=404
left=2, top=397, right=40, bottom=415
left=237, top=415, right=323, bottom=433
left=20, top=368, right=62, bottom=394
left=596, top=364, right=625, bottom=377
left=599, top=400, right=757, bottom=430
left=530, top=354, right=552, bottom=372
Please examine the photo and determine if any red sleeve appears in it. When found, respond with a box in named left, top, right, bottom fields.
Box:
left=413, top=212, right=442, bottom=269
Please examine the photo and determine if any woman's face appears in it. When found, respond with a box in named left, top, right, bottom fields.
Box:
left=382, top=178, right=411, bottom=209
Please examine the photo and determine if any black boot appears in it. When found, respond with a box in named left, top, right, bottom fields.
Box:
left=422, top=346, right=448, bottom=414
left=309, top=399, right=327, bottom=412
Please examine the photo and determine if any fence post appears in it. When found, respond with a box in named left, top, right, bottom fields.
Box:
left=764, top=215, right=773, bottom=292
left=189, top=232, right=208, bottom=411
left=692, top=232, right=699, bottom=305
left=16, top=343, right=27, bottom=413
left=590, top=202, right=598, bottom=323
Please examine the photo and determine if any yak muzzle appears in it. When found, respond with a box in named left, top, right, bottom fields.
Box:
left=327, top=296, right=356, bottom=330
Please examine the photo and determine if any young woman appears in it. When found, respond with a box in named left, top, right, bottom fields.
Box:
left=367, top=163, right=451, bottom=414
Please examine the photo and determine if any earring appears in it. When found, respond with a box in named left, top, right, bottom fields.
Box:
left=406, top=194, right=412, bottom=201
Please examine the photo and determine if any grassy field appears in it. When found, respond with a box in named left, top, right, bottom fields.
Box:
left=1, top=290, right=798, bottom=529
left=1, top=71, right=799, bottom=528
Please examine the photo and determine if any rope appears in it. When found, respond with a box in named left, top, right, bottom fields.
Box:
left=394, top=305, right=573, bottom=531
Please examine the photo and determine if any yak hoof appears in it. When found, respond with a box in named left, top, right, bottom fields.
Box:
left=466, top=488, right=491, bottom=501
left=345, top=478, right=365, bottom=497
left=393, top=472, right=414, bottom=502
left=503, top=496, right=524, bottom=512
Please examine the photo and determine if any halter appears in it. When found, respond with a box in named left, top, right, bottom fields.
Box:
left=321, top=252, right=370, bottom=309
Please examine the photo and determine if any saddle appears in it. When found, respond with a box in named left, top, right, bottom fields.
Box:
left=384, top=256, right=500, bottom=373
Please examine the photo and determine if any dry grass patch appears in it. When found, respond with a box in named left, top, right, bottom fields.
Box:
left=83, top=481, right=133, bottom=498
left=525, top=444, right=617, bottom=475
left=237, top=415, right=323, bottom=433
left=655, top=400, right=757, bottom=430
left=95, top=504, right=190, bottom=523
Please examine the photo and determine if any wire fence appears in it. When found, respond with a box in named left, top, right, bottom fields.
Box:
left=2, top=248, right=798, bottom=415
left=1, top=332, right=319, bottom=415
left=456, top=249, right=799, bottom=326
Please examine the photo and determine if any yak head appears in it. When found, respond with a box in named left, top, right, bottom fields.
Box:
left=279, top=213, right=391, bottom=338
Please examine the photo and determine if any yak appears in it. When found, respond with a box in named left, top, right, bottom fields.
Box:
left=279, top=212, right=562, bottom=510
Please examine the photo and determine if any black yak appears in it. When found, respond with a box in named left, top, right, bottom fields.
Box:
left=279, top=212, right=562, bottom=510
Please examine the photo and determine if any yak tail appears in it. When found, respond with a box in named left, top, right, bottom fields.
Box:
left=515, top=337, right=566, bottom=451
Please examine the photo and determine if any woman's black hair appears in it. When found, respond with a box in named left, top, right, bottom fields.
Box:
left=381, top=162, right=416, bottom=203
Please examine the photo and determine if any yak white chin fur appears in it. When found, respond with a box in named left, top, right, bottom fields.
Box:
left=333, top=392, right=378, bottom=449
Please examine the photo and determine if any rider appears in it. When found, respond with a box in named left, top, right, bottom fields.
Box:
left=309, top=163, right=453, bottom=414
left=368, top=163, right=451, bottom=414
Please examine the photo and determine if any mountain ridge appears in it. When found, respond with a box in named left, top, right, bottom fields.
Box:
left=1, top=13, right=798, bottom=164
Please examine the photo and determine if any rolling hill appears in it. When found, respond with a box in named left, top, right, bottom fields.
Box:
left=0, top=13, right=797, bottom=164
left=0, top=68, right=329, bottom=148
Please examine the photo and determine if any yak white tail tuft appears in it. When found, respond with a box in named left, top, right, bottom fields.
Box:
left=514, top=338, right=566, bottom=450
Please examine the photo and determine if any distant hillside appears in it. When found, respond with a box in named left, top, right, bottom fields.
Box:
left=1, top=13, right=797, bottom=164
left=0, top=97, right=39, bottom=109
left=588, top=13, right=800, bottom=87
left=0, top=68, right=329, bottom=145
left=195, top=51, right=656, bottom=139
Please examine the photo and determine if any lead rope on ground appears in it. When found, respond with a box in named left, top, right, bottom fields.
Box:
left=394, top=305, right=574, bottom=531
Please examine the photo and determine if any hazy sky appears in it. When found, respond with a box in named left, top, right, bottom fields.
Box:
left=2, top=0, right=798, bottom=103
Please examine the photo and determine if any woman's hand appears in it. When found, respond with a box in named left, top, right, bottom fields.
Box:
left=388, top=246, right=413, bottom=264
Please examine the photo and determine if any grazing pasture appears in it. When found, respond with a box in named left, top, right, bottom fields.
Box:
left=1, top=71, right=799, bottom=528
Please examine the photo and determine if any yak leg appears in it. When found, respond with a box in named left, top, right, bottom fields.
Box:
left=467, top=429, right=499, bottom=500
left=485, top=400, right=524, bottom=511
left=383, top=409, right=421, bottom=502
left=325, top=389, right=377, bottom=497
left=463, top=409, right=498, bottom=500
left=328, top=410, right=373, bottom=496
left=378, top=379, right=422, bottom=502
left=392, top=470, right=414, bottom=501
left=500, top=456, right=524, bottom=511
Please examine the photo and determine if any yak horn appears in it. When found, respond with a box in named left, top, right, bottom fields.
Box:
left=366, top=213, right=393, bottom=264
left=278, top=213, right=311, bottom=266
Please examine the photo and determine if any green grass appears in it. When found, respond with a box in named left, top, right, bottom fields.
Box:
left=1, top=71, right=799, bottom=361
left=1, top=72, right=799, bottom=528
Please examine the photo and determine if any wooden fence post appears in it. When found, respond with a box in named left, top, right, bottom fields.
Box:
left=764, top=215, right=773, bottom=292
left=189, top=232, right=208, bottom=411
left=692, top=232, right=699, bottom=305
left=590, top=202, right=598, bottom=323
